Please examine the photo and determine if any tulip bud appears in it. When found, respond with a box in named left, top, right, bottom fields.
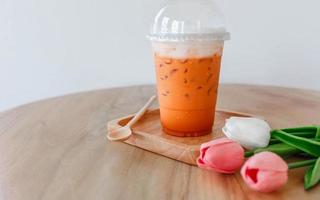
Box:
left=197, top=138, right=244, bottom=173
left=222, top=117, right=271, bottom=149
left=241, top=151, right=288, bottom=192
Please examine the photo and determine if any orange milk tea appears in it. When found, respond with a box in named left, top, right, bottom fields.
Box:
left=152, top=41, right=223, bottom=137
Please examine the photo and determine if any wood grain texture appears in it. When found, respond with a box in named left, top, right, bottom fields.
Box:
left=108, top=109, right=251, bottom=165
left=0, top=84, right=320, bottom=200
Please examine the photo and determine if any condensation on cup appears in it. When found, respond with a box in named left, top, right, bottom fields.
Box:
left=147, top=0, right=230, bottom=137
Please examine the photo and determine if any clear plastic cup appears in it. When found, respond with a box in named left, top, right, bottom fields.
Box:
left=147, top=0, right=230, bottom=137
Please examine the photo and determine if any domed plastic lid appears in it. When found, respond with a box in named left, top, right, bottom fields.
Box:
left=148, top=0, right=230, bottom=42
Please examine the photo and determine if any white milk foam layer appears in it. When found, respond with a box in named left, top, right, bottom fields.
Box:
left=152, top=41, right=223, bottom=59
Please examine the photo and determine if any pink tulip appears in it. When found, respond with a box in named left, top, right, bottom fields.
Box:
left=241, top=151, right=288, bottom=192
left=197, top=137, right=244, bottom=173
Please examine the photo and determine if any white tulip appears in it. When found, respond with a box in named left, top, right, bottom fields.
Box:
left=222, top=117, right=271, bottom=150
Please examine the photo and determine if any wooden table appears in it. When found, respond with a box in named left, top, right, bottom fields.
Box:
left=0, top=84, right=319, bottom=200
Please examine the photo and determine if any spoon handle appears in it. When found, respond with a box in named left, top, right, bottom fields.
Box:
left=126, top=95, right=157, bottom=128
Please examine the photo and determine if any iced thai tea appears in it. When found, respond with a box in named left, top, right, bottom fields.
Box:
left=153, top=42, right=223, bottom=136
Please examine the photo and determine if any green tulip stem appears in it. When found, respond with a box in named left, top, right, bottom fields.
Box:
left=288, top=159, right=317, bottom=169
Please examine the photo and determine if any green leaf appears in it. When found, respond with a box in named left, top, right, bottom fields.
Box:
left=316, top=126, right=320, bottom=139
left=305, top=167, right=314, bottom=190
left=270, top=126, right=318, bottom=144
left=288, top=131, right=316, bottom=138
left=281, top=126, right=317, bottom=133
left=272, top=130, right=320, bottom=157
left=304, top=157, right=320, bottom=190
left=269, top=138, right=320, bottom=146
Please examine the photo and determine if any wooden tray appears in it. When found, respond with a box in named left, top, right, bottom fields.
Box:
left=107, top=109, right=252, bottom=165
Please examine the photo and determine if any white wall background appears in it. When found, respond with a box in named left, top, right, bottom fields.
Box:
left=0, top=0, right=320, bottom=111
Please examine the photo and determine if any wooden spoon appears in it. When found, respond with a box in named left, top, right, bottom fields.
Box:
left=107, top=95, right=156, bottom=141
